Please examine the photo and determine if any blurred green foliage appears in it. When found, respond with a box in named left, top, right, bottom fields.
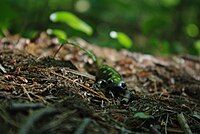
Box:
left=110, top=31, right=133, bottom=49
left=47, top=28, right=68, bottom=43
left=0, top=0, right=200, bottom=55
left=50, top=11, right=93, bottom=35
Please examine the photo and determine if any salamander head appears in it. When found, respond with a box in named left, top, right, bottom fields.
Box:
left=115, top=81, right=127, bottom=91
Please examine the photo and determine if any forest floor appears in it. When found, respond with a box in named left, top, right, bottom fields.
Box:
left=0, top=33, right=200, bottom=134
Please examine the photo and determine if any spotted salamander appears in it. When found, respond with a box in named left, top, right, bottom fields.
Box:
left=96, top=64, right=127, bottom=92
left=66, top=41, right=127, bottom=93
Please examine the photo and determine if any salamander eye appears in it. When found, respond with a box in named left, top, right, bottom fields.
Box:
left=118, top=81, right=127, bottom=90
left=121, top=82, right=126, bottom=88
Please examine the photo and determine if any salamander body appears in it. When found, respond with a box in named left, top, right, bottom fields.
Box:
left=96, top=64, right=127, bottom=92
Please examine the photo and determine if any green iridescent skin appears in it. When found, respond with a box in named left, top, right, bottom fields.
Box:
left=98, top=65, right=122, bottom=84
left=96, top=64, right=126, bottom=91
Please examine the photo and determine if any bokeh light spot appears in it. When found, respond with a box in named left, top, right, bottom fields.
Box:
left=110, top=31, right=117, bottom=38
left=186, top=24, right=199, bottom=37
left=75, top=0, right=90, bottom=13
left=194, top=40, right=200, bottom=55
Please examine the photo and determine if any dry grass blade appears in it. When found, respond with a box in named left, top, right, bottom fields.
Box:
left=0, top=64, right=7, bottom=73
left=65, top=68, right=96, bottom=80
left=177, top=113, right=192, bottom=134
left=21, top=85, right=33, bottom=102
left=29, top=93, right=48, bottom=104
left=165, top=114, right=169, bottom=134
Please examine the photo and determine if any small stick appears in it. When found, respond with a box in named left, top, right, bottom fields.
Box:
left=29, top=92, right=48, bottom=104
left=165, top=114, right=169, bottom=134
left=0, top=64, right=7, bottom=73
left=181, top=55, right=200, bottom=63
left=167, top=128, right=183, bottom=133
left=65, top=68, right=96, bottom=80
left=53, top=45, right=63, bottom=58
left=21, top=85, right=33, bottom=102
left=177, top=113, right=192, bottom=134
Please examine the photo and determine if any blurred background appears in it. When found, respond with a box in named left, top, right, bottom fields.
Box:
left=0, top=0, right=200, bottom=55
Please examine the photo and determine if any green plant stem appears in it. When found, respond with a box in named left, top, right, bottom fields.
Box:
left=53, top=45, right=63, bottom=58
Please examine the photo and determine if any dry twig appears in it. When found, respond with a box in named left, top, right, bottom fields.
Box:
left=21, top=85, right=33, bottom=102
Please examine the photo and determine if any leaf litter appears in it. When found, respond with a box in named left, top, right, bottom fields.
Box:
left=0, top=32, right=200, bottom=133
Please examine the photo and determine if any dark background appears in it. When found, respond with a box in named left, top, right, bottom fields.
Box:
left=0, top=0, right=200, bottom=55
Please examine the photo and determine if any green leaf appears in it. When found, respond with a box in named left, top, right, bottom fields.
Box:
left=133, top=112, right=154, bottom=119
left=50, top=11, right=93, bottom=35
left=47, top=29, right=67, bottom=44
left=84, top=50, right=97, bottom=62
left=68, top=42, right=97, bottom=62
left=110, top=31, right=132, bottom=49
left=47, top=29, right=67, bottom=40
left=185, top=24, right=199, bottom=38
left=47, top=28, right=96, bottom=62
left=194, top=40, right=200, bottom=55
left=192, top=111, right=200, bottom=120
